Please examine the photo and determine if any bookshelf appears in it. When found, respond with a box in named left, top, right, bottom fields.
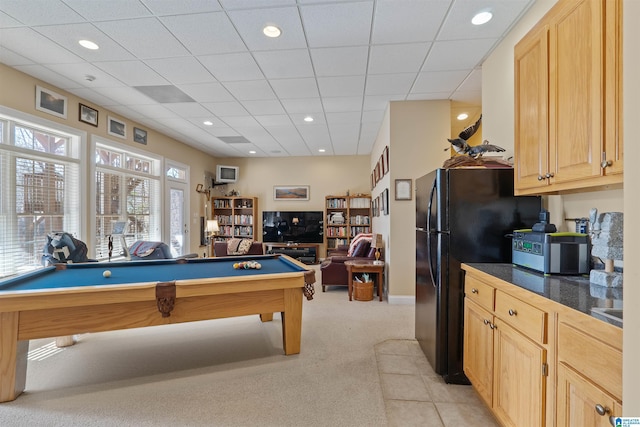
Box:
left=325, top=194, right=371, bottom=251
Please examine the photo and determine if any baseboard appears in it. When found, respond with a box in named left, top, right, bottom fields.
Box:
left=387, top=295, right=415, bottom=305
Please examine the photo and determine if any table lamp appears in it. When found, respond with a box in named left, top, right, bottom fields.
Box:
left=206, top=219, right=219, bottom=257
left=372, top=233, right=384, bottom=265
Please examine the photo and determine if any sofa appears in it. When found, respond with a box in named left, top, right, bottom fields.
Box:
left=320, top=236, right=377, bottom=292
left=213, top=240, right=264, bottom=257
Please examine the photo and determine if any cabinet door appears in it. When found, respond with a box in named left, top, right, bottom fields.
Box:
left=514, top=24, right=549, bottom=191
left=493, top=319, right=546, bottom=427
left=603, top=0, right=623, bottom=175
left=463, top=299, right=494, bottom=407
left=548, top=0, right=604, bottom=184
left=557, top=364, right=620, bottom=427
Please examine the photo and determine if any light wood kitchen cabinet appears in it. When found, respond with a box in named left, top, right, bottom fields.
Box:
left=463, top=298, right=494, bottom=407
left=462, top=264, right=623, bottom=427
left=556, top=315, right=622, bottom=426
left=514, top=0, right=622, bottom=195
left=463, top=276, right=548, bottom=427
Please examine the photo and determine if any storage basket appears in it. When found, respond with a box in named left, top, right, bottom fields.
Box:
left=353, top=281, right=374, bottom=301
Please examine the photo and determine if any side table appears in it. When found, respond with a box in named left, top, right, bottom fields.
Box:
left=344, top=260, right=384, bottom=301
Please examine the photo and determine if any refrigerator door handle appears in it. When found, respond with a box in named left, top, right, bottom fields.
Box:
left=426, top=178, right=437, bottom=288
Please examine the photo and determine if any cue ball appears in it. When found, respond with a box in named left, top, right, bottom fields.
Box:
left=103, top=270, right=111, bottom=278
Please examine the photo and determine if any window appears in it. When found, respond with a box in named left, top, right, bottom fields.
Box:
left=0, top=114, right=81, bottom=278
left=94, top=142, right=161, bottom=261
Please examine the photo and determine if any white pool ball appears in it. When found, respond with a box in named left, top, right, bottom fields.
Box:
left=103, top=270, right=111, bottom=278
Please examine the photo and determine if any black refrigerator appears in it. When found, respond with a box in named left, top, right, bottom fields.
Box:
left=415, top=168, right=541, bottom=384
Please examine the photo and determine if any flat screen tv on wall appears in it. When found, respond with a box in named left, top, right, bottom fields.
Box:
left=262, top=211, right=324, bottom=244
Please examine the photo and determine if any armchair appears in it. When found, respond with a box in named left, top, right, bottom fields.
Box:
left=320, top=238, right=377, bottom=292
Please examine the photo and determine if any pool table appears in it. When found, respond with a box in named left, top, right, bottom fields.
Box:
left=0, top=254, right=315, bottom=402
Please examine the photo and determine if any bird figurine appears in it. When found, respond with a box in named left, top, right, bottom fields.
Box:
left=445, top=115, right=507, bottom=158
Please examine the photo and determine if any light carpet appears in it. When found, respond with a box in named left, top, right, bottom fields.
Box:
left=0, top=278, right=415, bottom=426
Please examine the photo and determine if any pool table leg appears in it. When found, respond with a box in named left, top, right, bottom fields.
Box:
left=281, top=288, right=303, bottom=355
left=259, top=313, right=274, bottom=322
left=0, top=312, right=28, bottom=403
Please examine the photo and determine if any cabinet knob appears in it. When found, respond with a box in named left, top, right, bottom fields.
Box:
left=489, top=323, right=495, bottom=330
left=483, top=319, right=489, bottom=325
left=595, top=404, right=611, bottom=416
left=471, top=288, right=478, bottom=294
left=508, top=309, right=517, bottom=316
left=601, top=160, right=613, bottom=168
left=545, top=172, right=554, bottom=178
left=537, top=175, right=545, bottom=181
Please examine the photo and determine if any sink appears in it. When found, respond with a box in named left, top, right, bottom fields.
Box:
left=591, top=308, right=623, bottom=324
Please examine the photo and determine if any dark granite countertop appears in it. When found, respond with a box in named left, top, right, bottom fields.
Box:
left=464, top=263, right=623, bottom=329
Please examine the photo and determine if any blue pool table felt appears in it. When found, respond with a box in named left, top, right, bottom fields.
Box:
left=0, top=255, right=305, bottom=292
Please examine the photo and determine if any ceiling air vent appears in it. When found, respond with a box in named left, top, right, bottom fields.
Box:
left=218, top=136, right=252, bottom=144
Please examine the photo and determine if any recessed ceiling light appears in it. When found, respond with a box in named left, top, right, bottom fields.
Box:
left=203, top=120, right=213, bottom=126
left=303, top=116, right=314, bottom=122
left=472, top=11, right=493, bottom=25
left=457, top=113, right=469, bottom=120
left=318, top=148, right=326, bottom=153
left=249, top=150, right=256, bottom=154
left=263, top=25, right=282, bottom=38
left=78, top=39, right=99, bottom=50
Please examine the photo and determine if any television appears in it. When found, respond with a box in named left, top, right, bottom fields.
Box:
left=216, top=165, right=239, bottom=184
left=262, top=211, right=324, bottom=244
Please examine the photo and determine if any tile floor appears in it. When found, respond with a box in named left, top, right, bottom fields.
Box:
left=375, top=339, right=500, bottom=427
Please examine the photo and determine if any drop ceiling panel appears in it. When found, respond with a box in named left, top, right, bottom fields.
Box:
left=280, top=98, right=324, bottom=115
left=219, top=0, right=296, bottom=9
left=13, top=64, right=82, bottom=90
left=412, top=69, right=470, bottom=94
left=141, top=0, right=222, bottom=16
left=45, top=63, right=126, bottom=88
left=33, top=23, right=136, bottom=62
left=269, top=78, right=319, bottom=99
left=300, top=2, right=374, bottom=48
left=163, top=103, right=212, bottom=118
left=228, top=7, right=307, bottom=51
left=242, top=100, right=286, bottom=116
left=254, top=115, right=294, bottom=127
left=252, top=49, right=314, bottom=79
left=317, top=76, right=365, bottom=98
left=439, top=0, right=532, bottom=40
left=321, top=96, right=363, bottom=113
left=94, top=60, right=168, bottom=86
left=95, top=18, right=190, bottom=59
left=365, top=73, right=415, bottom=96
left=310, top=46, right=369, bottom=77
left=0, top=48, right=33, bottom=66
left=145, top=57, right=215, bottom=85
left=202, top=101, right=249, bottom=117
left=198, top=52, right=264, bottom=82
left=63, top=0, right=153, bottom=21
left=368, top=43, right=431, bottom=75
left=91, top=86, right=159, bottom=106
left=0, top=28, right=83, bottom=64
left=177, top=82, right=235, bottom=103
left=160, top=12, right=247, bottom=56
left=372, top=0, right=449, bottom=44
left=222, top=80, right=276, bottom=101
left=422, top=39, right=497, bottom=72
left=0, top=0, right=83, bottom=26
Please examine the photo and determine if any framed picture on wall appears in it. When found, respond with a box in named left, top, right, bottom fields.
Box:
left=79, top=103, right=98, bottom=126
left=108, top=116, right=126, bottom=139
left=273, top=185, right=310, bottom=201
left=395, top=179, right=412, bottom=200
left=383, top=146, right=389, bottom=174
left=36, top=85, right=67, bottom=119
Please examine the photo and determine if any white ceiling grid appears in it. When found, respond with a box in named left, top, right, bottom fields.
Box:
left=0, top=0, right=534, bottom=157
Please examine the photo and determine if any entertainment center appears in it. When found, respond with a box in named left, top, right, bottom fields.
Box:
left=262, top=211, right=323, bottom=264
left=266, top=243, right=319, bottom=264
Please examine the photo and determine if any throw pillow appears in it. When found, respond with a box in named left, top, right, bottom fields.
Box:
left=351, top=239, right=371, bottom=257
left=347, top=233, right=372, bottom=256
left=227, top=238, right=254, bottom=255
